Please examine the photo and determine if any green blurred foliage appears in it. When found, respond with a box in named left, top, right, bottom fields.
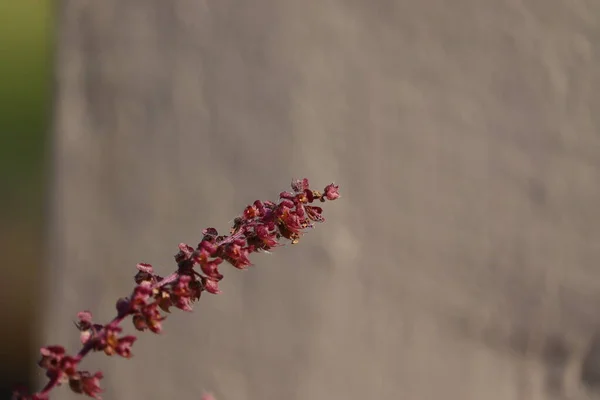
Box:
left=0, top=0, right=53, bottom=222
left=0, top=0, right=53, bottom=396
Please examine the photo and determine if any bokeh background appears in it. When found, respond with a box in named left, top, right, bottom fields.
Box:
left=3, top=1, right=600, bottom=400
left=0, top=0, right=52, bottom=398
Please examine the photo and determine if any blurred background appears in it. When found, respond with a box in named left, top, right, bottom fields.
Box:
left=2, top=1, right=600, bottom=400
left=0, top=0, right=52, bottom=398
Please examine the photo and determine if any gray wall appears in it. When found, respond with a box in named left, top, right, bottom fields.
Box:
left=45, top=1, right=600, bottom=399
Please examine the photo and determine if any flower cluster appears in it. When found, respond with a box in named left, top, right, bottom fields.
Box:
left=13, top=179, right=339, bottom=400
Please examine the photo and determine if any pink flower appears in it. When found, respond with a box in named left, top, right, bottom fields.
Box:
left=21, top=179, right=339, bottom=399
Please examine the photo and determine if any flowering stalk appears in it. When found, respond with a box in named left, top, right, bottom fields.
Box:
left=13, top=179, right=340, bottom=400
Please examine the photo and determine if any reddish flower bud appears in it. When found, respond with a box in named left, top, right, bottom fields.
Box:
left=80, top=330, right=92, bottom=345
left=115, top=336, right=136, bottom=358
left=243, top=205, right=259, bottom=220
left=324, top=183, right=340, bottom=200
left=200, top=258, right=224, bottom=281
left=38, top=346, right=66, bottom=372
left=59, top=356, right=78, bottom=378
left=254, top=225, right=279, bottom=249
left=202, top=227, right=219, bottom=239
left=130, top=283, right=153, bottom=310
left=279, top=199, right=295, bottom=209
left=253, top=200, right=267, bottom=217
left=175, top=243, right=195, bottom=264
left=76, top=312, right=104, bottom=345
left=132, top=314, right=147, bottom=331
left=134, top=269, right=155, bottom=285
left=295, top=205, right=306, bottom=218
left=198, top=240, right=218, bottom=256
left=135, top=266, right=162, bottom=284
left=69, top=371, right=103, bottom=399
left=135, top=263, right=154, bottom=274
left=132, top=306, right=165, bottom=334
left=223, top=243, right=252, bottom=269
left=279, top=191, right=295, bottom=200
left=116, top=298, right=131, bottom=317
left=305, top=206, right=324, bottom=222
left=291, top=178, right=310, bottom=192
left=168, top=275, right=198, bottom=312
left=143, top=304, right=165, bottom=334
left=278, top=211, right=303, bottom=235
left=202, top=277, right=221, bottom=294
left=189, top=279, right=203, bottom=302
left=76, top=312, right=93, bottom=329
left=303, top=188, right=315, bottom=202
left=155, top=289, right=174, bottom=313
left=89, top=325, right=135, bottom=358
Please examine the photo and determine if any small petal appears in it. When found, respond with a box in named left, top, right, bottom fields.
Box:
left=116, top=336, right=136, bottom=358
left=253, top=200, right=267, bottom=216
left=80, top=330, right=92, bottom=345
left=136, top=263, right=154, bottom=274
left=176, top=243, right=195, bottom=262
left=40, top=345, right=66, bottom=358
left=76, top=311, right=93, bottom=331
left=303, top=189, right=315, bottom=202
left=279, top=191, right=295, bottom=200
left=198, top=240, right=218, bottom=256
left=77, top=311, right=93, bottom=324
left=279, top=199, right=295, bottom=209
left=305, top=206, right=324, bottom=222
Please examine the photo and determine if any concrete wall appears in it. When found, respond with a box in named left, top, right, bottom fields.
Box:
left=45, top=1, right=600, bottom=399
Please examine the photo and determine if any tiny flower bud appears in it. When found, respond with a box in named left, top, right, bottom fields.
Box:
left=291, top=178, right=310, bottom=192
left=324, top=183, right=340, bottom=200
left=202, top=277, right=221, bottom=294
left=202, top=227, right=219, bottom=238
left=69, top=371, right=103, bottom=399
left=136, top=263, right=154, bottom=274
left=116, top=298, right=131, bottom=316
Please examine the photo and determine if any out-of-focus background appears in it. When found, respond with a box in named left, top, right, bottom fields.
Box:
left=0, top=0, right=52, bottom=398
left=3, top=1, right=600, bottom=400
